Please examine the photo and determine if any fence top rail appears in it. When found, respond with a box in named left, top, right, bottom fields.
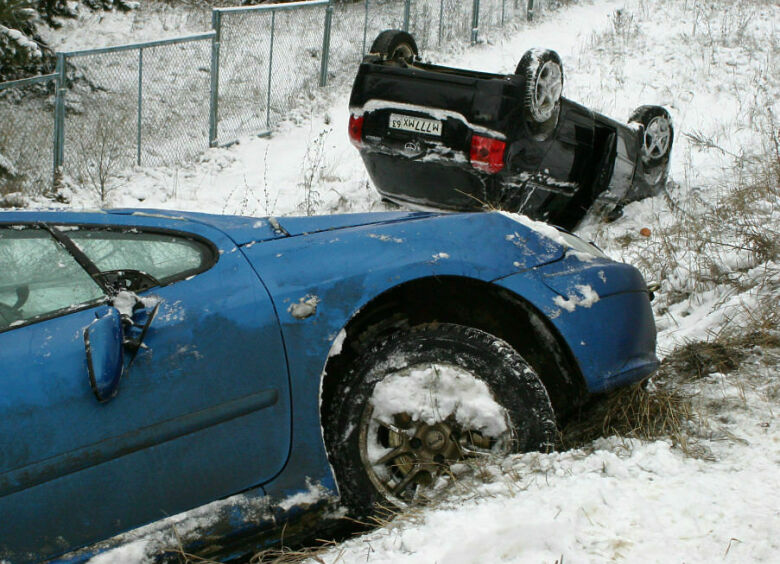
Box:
left=59, top=31, right=217, bottom=58
left=0, top=73, right=58, bottom=91
left=214, top=0, right=330, bottom=16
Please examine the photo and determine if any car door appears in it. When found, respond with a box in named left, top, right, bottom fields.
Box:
left=0, top=221, right=290, bottom=562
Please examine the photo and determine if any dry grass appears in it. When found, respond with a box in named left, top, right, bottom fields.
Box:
left=244, top=542, right=340, bottom=564
left=558, top=376, right=697, bottom=452
left=559, top=287, right=779, bottom=455
left=167, top=527, right=351, bottom=564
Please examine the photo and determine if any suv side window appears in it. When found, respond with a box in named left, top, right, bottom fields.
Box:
left=66, top=229, right=214, bottom=285
left=0, top=227, right=105, bottom=331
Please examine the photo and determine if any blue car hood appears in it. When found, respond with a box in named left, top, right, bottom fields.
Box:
left=108, top=209, right=434, bottom=246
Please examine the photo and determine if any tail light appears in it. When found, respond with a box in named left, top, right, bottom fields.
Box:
left=470, top=134, right=506, bottom=174
left=348, top=114, right=365, bottom=148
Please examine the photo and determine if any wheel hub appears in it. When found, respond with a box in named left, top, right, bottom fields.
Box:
left=643, top=116, right=671, bottom=158
left=533, top=61, right=562, bottom=121
left=424, top=428, right=447, bottom=451
left=358, top=361, right=514, bottom=505
left=391, top=44, right=414, bottom=62
left=362, top=410, right=504, bottom=504
left=387, top=418, right=462, bottom=477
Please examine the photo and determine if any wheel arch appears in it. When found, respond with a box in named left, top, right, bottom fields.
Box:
left=321, top=275, right=587, bottom=426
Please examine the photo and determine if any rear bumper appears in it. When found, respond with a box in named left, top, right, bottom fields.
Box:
left=361, top=151, right=488, bottom=210
left=361, top=151, right=575, bottom=222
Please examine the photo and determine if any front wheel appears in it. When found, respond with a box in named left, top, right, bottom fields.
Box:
left=323, top=323, right=555, bottom=518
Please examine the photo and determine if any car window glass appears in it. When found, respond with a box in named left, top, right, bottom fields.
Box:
left=0, top=227, right=105, bottom=330
left=66, top=229, right=212, bottom=283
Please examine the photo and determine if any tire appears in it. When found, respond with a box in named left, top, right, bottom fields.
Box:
left=323, top=323, right=555, bottom=518
left=369, top=29, right=419, bottom=63
left=516, top=48, right=564, bottom=128
left=629, top=105, right=674, bottom=168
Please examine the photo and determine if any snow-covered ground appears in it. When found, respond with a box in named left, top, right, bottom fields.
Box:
left=35, top=0, right=780, bottom=561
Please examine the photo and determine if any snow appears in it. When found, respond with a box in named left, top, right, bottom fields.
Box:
left=111, top=290, right=137, bottom=319
left=78, top=483, right=334, bottom=564
left=86, top=541, right=150, bottom=564
left=328, top=328, right=348, bottom=358
left=552, top=284, right=601, bottom=313
left=277, top=481, right=330, bottom=512
left=20, top=0, right=777, bottom=561
left=502, top=212, right=571, bottom=248
left=369, top=362, right=509, bottom=438
left=308, top=364, right=780, bottom=564
left=288, top=294, right=320, bottom=319
left=1, top=25, right=42, bottom=59
left=368, top=233, right=405, bottom=243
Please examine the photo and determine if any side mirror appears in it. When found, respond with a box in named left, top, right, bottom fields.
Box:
left=84, top=308, right=124, bottom=402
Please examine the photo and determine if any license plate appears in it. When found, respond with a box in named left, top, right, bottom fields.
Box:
left=389, top=113, right=442, bottom=137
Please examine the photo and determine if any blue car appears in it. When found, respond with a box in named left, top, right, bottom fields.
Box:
left=0, top=209, right=658, bottom=562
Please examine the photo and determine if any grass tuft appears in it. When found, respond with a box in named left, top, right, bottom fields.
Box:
left=558, top=376, right=696, bottom=453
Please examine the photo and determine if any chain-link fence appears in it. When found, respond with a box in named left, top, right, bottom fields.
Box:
left=409, top=0, right=472, bottom=48
left=329, top=0, right=403, bottom=76
left=0, top=74, right=57, bottom=204
left=0, top=0, right=556, bottom=200
left=476, top=0, right=530, bottom=39
left=56, top=33, right=214, bottom=201
left=213, top=1, right=330, bottom=145
left=328, top=0, right=535, bottom=88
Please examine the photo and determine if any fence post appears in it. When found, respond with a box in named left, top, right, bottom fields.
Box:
left=438, top=0, right=444, bottom=45
left=320, top=3, right=334, bottom=87
left=501, top=0, right=506, bottom=26
left=209, top=10, right=221, bottom=147
left=266, top=10, right=276, bottom=130
left=527, top=0, right=534, bottom=21
left=471, top=0, right=480, bottom=44
left=52, top=53, right=66, bottom=175
left=403, top=0, right=411, bottom=32
left=136, top=48, right=143, bottom=165
left=362, top=0, right=369, bottom=55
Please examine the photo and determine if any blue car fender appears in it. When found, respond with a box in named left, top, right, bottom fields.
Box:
left=497, top=253, right=659, bottom=394
left=237, top=212, right=567, bottom=499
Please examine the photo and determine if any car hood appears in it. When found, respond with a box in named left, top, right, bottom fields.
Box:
left=271, top=211, right=434, bottom=238
left=108, top=209, right=436, bottom=246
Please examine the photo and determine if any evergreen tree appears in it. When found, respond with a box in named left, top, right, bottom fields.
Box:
left=0, top=0, right=48, bottom=81
left=0, top=0, right=136, bottom=82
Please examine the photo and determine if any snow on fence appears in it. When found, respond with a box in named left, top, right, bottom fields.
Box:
left=0, top=0, right=542, bottom=201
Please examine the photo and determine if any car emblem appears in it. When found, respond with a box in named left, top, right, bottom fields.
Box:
left=403, top=140, right=422, bottom=157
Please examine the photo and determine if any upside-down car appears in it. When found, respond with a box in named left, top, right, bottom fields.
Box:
left=349, top=30, right=674, bottom=229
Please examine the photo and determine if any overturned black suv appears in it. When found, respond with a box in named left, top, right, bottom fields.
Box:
left=349, top=30, right=673, bottom=229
